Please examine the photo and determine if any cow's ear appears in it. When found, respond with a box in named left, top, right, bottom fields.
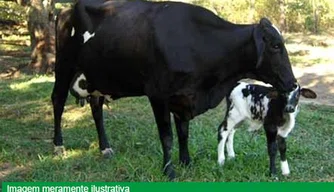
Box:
left=266, top=90, right=278, bottom=99
left=301, top=88, right=317, bottom=99
left=253, top=25, right=265, bottom=68
left=260, top=18, right=272, bottom=27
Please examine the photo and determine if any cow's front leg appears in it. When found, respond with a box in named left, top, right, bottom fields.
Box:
left=149, top=98, right=175, bottom=180
left=89, top=96, right=113, bottom=158
left=51, top=70, right=74, bottom=156
left=174, top=114, right=190, bottom=166
left=265, top=124, right=278, bottom=179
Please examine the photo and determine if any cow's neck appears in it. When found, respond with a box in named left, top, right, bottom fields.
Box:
left=193, top=26, right=259, bottom=116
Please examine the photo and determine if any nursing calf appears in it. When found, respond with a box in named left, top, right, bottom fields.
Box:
left=218, top=82, right=316, bottom=177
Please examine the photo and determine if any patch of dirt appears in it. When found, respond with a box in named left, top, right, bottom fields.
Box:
left=293, top=63, right=334, bottom=106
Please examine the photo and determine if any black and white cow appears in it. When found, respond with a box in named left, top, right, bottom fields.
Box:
left=52, top=0, right=297, bottom=179
left=218, top=82, right=316, bottom=177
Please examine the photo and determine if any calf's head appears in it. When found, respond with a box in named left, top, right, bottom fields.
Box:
left=284, top=84, right=317, bottom=113
left=253, top=18, right=296, bottom=93
left=268, top=83, right=317, bottom=113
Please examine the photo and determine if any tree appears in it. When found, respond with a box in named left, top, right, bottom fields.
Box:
left=312, top=0, right=319, bottom=34
left=248, top=0, right=255, bottom=23
left=278, top=0, right=286, bottom=33
left=27, top=0, right=55, bottom=74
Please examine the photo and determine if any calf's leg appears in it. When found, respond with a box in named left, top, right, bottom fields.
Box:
left=218, top=106, right=243, bottom=166
left=264, top=124, right=278, bottom=178
left=277, top=135, right=290, bottom=176
left=149, top=98, right=175, bottom=180
left=226, top=129, right=236, bottom=159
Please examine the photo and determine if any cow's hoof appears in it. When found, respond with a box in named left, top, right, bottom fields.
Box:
left=54, top=146, right=66, bottom=156
left=101, top=148, right=114, bottom=159
left=165, top=168, right=176, bottom=181
left=163, top=162, right=176, bottom=180
left=179, top=157, right=191, bottom=167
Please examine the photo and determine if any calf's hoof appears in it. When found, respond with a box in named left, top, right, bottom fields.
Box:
left=227, top=155, right=235, bottom=160
left=269, top=173, right=279, bottom=181
left=217, top=159, right=225, bottom=166
left=101, top=148, right=114, bottom=159
left=54, top=145, right=66, bottom=156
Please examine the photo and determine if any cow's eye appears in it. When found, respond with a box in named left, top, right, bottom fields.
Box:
left=273, top=44, right=280, bottom=49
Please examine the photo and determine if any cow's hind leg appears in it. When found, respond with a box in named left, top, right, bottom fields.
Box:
left=174, top=114, right=190, bottom=166
left=149, top=98, right=175, bottom=180
left=90, top=96, right=113, bottom=158
left=51, top=70, right=74, bottom=156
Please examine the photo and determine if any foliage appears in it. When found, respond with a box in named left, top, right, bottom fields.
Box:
left=0, top=75, right=333, bottom=181
left=0, top=1, right=27, bottom=23
left=1, top=0, right=334, bottom=33
left=190, top=0, right=334, bottom=33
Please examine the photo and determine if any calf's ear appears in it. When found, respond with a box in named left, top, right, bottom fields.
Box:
left=301, top=88, right=317, bottom=99
left=253, top=25, right=265, bottom=68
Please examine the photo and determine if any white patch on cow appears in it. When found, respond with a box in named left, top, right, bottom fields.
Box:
left=163, top=160, right=172, bottom=171
left=54, top=145, right=66, bottom=156
left=272, top=24, right=282, bottom=35
left=102, top=148, right=114, bottom=156
left=281, top=160, right=290, bottom=176
left=278, top=105, right=298, bottom=138
left=83, top=31, right=95, bottom=43
left=71, top=27, right=75, bottom=37
left=72, top=73, right=90, bottom=97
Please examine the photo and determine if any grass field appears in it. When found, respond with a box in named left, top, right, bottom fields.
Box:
left=1, top=3, right=334, bottom=181
left=0, top=75, right=333, bottom=182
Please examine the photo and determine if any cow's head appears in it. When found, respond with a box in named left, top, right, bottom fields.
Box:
left=253, top=18, right=296, bottom=93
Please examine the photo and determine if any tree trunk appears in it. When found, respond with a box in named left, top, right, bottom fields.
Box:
left=27, top=0, right=55, bottom=74
left=249, top=0, right=255, bottom=23
left=312, top=0, right=319, bottom=34
left=278, top=0, right=286, bottom=33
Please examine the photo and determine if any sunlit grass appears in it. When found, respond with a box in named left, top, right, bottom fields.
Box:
left=0, top=75, right=333, bottom=182
left=9, top=76, right=54, bottom=91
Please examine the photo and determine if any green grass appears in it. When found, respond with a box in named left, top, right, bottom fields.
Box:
left=0, top=12, right=333, bottom=181
left=0, top=75, right=333, bottom=182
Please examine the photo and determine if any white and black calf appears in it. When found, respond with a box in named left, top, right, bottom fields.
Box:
left=217, top=82, right=316, bottom=177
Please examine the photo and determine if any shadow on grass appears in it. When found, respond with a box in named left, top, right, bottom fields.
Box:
left=297, top=72, right=334, bottom=106
left=1, top=75, right=333, bottom=182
